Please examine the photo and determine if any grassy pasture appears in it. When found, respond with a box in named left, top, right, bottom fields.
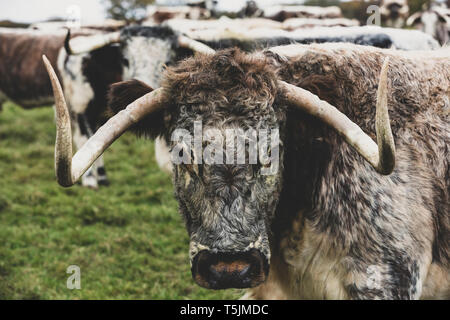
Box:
left=0, top=102, right=242, bottom=299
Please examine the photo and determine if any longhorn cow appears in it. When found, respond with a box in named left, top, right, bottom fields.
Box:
left=42, top=42, right=449, bottom=299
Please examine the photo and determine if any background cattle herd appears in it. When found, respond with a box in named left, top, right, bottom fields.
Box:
left=0, top=0, right=448, bottom=300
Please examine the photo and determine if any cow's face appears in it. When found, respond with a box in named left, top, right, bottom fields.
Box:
left=120, top=27, right=178, bottom=88
left=162, top=49, right=285, bottom=289
left=172, top=121, right=284, bottom=289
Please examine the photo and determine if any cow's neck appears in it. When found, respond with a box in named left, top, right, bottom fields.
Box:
left=268, top=113, right=350, bottom=299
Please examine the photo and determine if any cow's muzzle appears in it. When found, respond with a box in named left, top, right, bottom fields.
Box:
left=191, top=249, right=268, bottom=289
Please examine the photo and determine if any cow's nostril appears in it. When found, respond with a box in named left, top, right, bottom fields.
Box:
left=192, top=249, right=268, bottom=289
left=209, top=265, right=221, bottom=280
left=239, top=264, right=251, bottom=277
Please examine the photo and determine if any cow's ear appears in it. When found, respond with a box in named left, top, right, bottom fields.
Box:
left=108, top=79, right=154, bottom=114
left=107, top=79, right=165, bottom=139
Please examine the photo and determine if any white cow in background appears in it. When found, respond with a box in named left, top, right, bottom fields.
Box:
left=407, top=3, right=450, bottom=45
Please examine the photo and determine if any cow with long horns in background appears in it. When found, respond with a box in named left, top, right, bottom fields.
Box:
left=43, top=40, right=449, bottom=299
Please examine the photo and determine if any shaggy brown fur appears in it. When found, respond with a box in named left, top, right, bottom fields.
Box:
left=108, top=44, right=449, bottom=299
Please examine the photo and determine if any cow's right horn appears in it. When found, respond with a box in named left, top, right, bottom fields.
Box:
left=67, top=31, right=121, bottom=55
left=43, top=55, right=168, bottom=187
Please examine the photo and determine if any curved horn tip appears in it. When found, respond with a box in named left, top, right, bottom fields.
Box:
left=42, top=54, right=50, bottom=65
left=375, top=56, right=396, bottom=175
left=42, top=54, right=76, bottom=187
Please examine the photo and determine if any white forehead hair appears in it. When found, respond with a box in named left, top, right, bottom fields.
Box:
left=122, top=36, right=175, bottom=88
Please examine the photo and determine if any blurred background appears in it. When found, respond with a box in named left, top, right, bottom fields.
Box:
left=0, top=0, right=448, bottom=300
left=0, top=0, right=449, bottom=27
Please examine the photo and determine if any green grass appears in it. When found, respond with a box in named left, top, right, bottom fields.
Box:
left=0, top=102, right=243, bottom=300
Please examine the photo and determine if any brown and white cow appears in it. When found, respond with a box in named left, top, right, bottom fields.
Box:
left=43, top=42, right=449, bottom=299
left=0, top=28, right=67, bottom=109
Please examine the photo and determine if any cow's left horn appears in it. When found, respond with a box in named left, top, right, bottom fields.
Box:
left=177, top=35, right=216, bottom=55
left=67, top=32, right=121, bottom=55
left=43, top=55, right=168, bottom=187
left=279, top=57, right=395, bottom=175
